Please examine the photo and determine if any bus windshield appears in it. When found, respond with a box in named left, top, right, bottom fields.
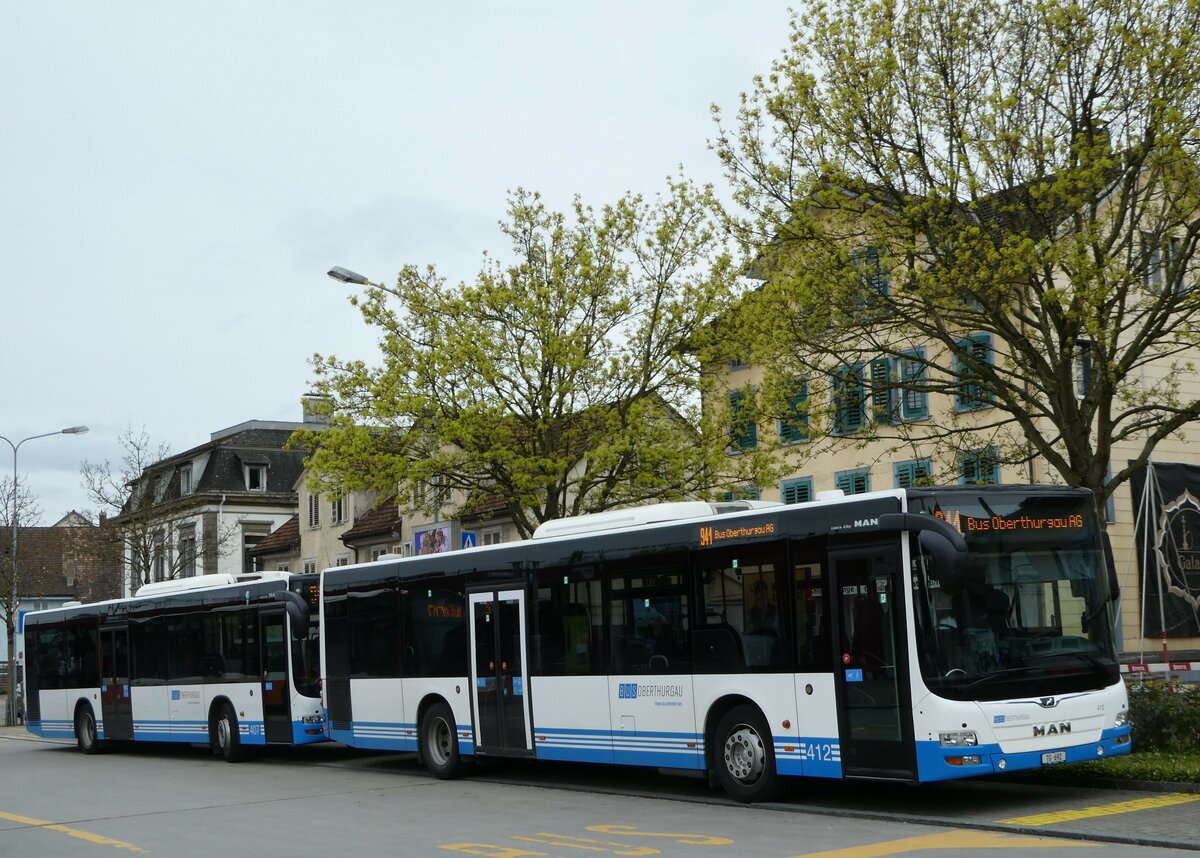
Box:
left=912, top=490, right=1119, bottom=702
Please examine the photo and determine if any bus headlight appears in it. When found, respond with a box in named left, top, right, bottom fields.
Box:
left=939, top=730, right=978, bottom=747
left=1114, top=711, right=1129, bottom=728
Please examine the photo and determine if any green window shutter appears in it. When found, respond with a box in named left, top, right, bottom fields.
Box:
left=894, top=459, right=931, bottom=488
left=833, top=365, right=865, bottom=433
left=955, top=334, right=993, bottom=410
left=779, top=380, right=810, bottom=444
left=900, top=351, right=928, bottom=420
left=728, top=389, right=757, bottom=451
left=871, top=358, right=893, bottom=424
left=781, top=478, right=813, bottom=504
left=836, top=469, right=871, bottom=495
left=959, top=449, right=999, bottom=485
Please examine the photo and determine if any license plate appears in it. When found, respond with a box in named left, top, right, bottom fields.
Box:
left=1041, top=751, right=1067, bottom=765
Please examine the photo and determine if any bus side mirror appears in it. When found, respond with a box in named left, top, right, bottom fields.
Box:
left=274, top=591, right=312, bottom=640
left=1102, top=531, right=1120, bottom=603
left=877, top=513, right=969, bottom=592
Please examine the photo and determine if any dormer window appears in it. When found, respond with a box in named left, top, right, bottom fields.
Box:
left=245, top=465, right=267, bottom=491
left=179, top=465, right=193, bottom=495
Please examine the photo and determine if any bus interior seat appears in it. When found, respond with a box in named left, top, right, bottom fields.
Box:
left=692, top=624, right=744, bottom=672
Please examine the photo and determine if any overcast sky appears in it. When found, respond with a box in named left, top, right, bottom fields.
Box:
left=1, top=2, right=792, bottom=524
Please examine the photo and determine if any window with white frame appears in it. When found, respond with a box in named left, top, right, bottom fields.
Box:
left=402, top=541, right=413, bottom=557
left=370, top=545, right=389, bottom=561
left=303, top=558, right=317, bottom=574
left=308, top=493, right=320, bottom=528
left=482, top=529, right=504, bottom=546
left=275, top=563, right=290, bottom=572
left=179, top=465, right=193, bottom=495
left=245, top=464, right=267, bottom=491
left=178, top=526, right=197, bottom=578
left=335, top=553, right=350, bottom=567
left=331, top=496, right=345, bottom=525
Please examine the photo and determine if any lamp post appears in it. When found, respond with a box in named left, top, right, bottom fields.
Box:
left=327, top=265, right=372, bottom=286
left=1, top=425, right=89, bottom=727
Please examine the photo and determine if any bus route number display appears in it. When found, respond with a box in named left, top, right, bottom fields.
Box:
left=934, top=509, right=1085, bottom=534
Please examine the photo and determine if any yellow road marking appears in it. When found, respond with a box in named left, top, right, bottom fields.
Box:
left=999, top=792, right=1200, bottom=827
left=0, top=810, right=142, bottom=852
left=787, top=830, right=1088, bottom=856
left=512, top=832, right=660, bottom=855
left=584, top=825, right=734, bottom=846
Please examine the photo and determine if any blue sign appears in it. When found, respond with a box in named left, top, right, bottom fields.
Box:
left=461, top=531, right=477, bottom=549
left=512, top=676, right=523, bottom=697
left=171, top=689, right=181, bottom=701
left=17, top=610, right=26, bottom=633
left=844, top=668, right=864, bottom=683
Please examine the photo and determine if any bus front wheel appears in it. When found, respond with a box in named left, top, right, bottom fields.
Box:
left=75, top=704, right=102, bottom=755
left=213, top=702, right=249, bottom=763
left=420, top=701, right=467, bottom=779
left=714, top=704, right=780, bottom=803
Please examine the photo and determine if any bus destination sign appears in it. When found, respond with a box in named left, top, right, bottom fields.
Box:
left=698, top=519, right=777, bottom=548
left=934, top=509, right=1085, bottom=535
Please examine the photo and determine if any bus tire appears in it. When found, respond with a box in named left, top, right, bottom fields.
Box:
left=420, top=701, right=467, bottom=779
left=214, top=702, right=249, bottom=763
left=714, top=704, right=780, bottom=803
left=75, top=704, right=102, bottom=755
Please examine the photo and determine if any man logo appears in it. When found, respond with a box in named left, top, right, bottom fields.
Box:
left=1033, top=722, right=1072, bottom=737
left=853, top=518, right=879, bottom=528
left=1037, top=696, right=1058, bottom=708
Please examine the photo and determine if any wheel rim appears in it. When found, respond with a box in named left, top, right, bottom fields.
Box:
left=427, top=716, right=452, bottom=767
left=81, top=712, right=95, bottom=746
left=723, top=723, right=766, bottom=784
left=218, top=716, right=232, bottom=750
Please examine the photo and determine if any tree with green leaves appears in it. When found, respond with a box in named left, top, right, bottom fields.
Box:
left=295, top=182, right=776, bottom=538
left=713, top=0, right=1200, bottom=514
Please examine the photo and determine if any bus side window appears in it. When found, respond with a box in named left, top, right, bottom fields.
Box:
left=794, top=561, right=830, bottom=672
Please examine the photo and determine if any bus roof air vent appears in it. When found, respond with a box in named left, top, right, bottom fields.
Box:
left=532, top=500, right=781, bottom=540
left=134, top=573, right=240, bottom=598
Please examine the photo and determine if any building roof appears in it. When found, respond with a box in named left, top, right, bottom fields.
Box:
left=0, top=523, right=122, bottom=603
left=248, top=514, right=301, bottom=557
left=340, top=500, right=402, bottom=543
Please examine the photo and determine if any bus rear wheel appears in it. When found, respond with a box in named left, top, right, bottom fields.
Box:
left=714, top=704, right=780, bottom=803
left=213, top=702, right=249, bottom=763
left=420, top=701, right=468, bottom=779
left=75, top=704, right=102, bottom=755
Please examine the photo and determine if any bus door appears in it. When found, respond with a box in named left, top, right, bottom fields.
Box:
left=100, top=627, right=132, bottom=741
left=260, top=610, right=292, bottom=744
left=468, top=589, right=533, bottom=756
left=830, top=540, right=915, bottom=779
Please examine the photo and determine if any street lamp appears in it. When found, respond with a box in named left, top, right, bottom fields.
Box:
left=1, top=424, right=89, bottom=727
left=327, top=266, right=372, bottom=286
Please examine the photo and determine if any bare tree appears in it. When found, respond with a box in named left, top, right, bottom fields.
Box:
left=81, top=427, right=239, bottom=594
left=1, top=475, right=43, bottom=718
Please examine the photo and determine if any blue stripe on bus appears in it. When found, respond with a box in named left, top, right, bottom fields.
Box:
left=914, top=725, right=1132, bottom=782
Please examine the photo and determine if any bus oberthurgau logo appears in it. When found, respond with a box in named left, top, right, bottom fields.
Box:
left=1154, top=489, right=1200, bottom=626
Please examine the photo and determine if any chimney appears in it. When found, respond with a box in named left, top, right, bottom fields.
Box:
left=302, top=393, right=330, bottom=426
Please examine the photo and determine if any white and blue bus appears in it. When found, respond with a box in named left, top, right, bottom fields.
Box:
left=319, top=486, right=1130, bottom=801
left=23, top=571, right=325, bottom=760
